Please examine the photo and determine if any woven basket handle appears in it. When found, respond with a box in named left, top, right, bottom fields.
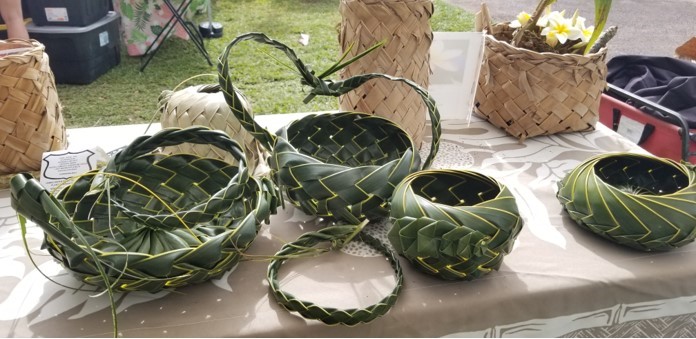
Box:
left=217, top=32, right=441, bottom=169
left=107, top=126, right=248, bottom=177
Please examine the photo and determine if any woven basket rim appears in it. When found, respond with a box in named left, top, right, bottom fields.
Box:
left=589, top=153, right=691, bottom=194
left=484, top=23, right=607, bottom=62
left=401, top=169, right=504, bottom=206
left=0, top=39, right=44, bottom=57
left=284, top=111, right=416, bottom=155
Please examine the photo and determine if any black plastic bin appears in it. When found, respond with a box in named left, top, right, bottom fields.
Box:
left=27, top=11, right=121, bottom=85
left=28, top=0, right=110, bottom=27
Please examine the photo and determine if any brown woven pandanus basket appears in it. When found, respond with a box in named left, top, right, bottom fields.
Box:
left=474, top=23, right=608, bottom=141
left=338, top=0, right=433, bottom=147
left=159, top=84, right=268, bottom=175
left=0, top=39, right=65, bottom=174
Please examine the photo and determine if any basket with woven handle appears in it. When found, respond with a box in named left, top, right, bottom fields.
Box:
left=159, top=83, right=268, bottom=175
left=475, top=23, right=608, bottom=141
left=0, top=39, right=65, bottom=175
left=10, top=126, right=278, bottom=293
left=217, top=32, right=441, bottom=225
left=338, top=0, right=433, bottom=147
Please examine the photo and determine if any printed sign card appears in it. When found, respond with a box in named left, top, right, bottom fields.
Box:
left=39, top=147, right=108, bottom=193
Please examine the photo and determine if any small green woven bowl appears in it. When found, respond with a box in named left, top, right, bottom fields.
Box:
left=388, top=169, right=523, bottom=280
left=557, top=152, right=696, bottom=251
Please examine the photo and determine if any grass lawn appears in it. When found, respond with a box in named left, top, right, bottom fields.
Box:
left=57, top=0, right=474, bottom=128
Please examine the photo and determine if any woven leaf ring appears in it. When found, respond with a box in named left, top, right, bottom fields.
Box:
left=267, top=224, right=403, bottom=325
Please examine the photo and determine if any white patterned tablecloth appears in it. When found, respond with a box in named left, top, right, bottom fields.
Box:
left=2, top=114, right=696, bottom=337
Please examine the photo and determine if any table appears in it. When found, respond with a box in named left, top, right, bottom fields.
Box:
left=2, top=113, right=696, bottom=337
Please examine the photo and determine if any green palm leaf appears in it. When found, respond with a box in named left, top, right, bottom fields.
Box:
left=584, top=0, right=613, bottom=54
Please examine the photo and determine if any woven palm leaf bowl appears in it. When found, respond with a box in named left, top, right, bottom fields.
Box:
left=10, top=126, right=278, bottom=292
left=557, top=153, right=696, bottom=251
left=217, top=33, right=442, bottom=224
left=388, top=169, right=523, bottom=280
left=159, top=83, right=268, bottom=175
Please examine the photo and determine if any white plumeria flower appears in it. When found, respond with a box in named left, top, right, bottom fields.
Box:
left=537, top=9, right=566, bottom=28
left=540, top=16, right=583, bottom=47
left=574, top=16, right=595, bottom=44
left=509, top=11, right=531, bottom=28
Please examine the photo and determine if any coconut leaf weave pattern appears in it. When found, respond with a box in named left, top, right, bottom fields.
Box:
left=557, top=153, right=696, bottom=251
left=0, top=39, right=65, bottom=175
left=388, top=170, right=523, bottom=280
left=338, top=0, right=434, bottom=147
left=267, top=225, right=403, bottom=325
left=10, top=126, right=278, bottom=292
left=217, top=32, right=441, bottom=224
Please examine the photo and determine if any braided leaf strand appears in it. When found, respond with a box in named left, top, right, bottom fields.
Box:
left=267, top=225, right=403, bottom=325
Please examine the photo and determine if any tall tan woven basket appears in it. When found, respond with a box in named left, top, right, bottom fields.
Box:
left=0, top=39, right=65, bottom=175
left=159, top=84, right=268, bottom=175
left=338, top=0, right=433, bottom=147
left=475, top=23, right=608, bottom=141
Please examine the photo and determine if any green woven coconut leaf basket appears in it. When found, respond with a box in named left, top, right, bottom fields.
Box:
left=388, top=169, right=523, bottom=280
left=557, top=152, right=696, bottom=251
left=217, top=32, right=442, bottom=224
left=10, top=126, right=278, bottom=292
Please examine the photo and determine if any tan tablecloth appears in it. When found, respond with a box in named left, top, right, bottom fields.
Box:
left=2, top=114, right=696, bottom=337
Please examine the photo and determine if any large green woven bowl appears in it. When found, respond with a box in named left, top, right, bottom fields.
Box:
left=10, top=126, right=278, bottom=292
left=557, top=152, right=696, bottom=251
left=388, top=169, right=523, bottom=280
left=217, top=33, right=441, bottom=224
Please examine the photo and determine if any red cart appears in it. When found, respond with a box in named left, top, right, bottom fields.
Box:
left=599, top=83, right=696, bottom=164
